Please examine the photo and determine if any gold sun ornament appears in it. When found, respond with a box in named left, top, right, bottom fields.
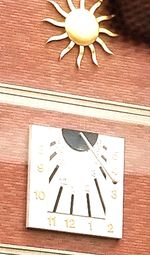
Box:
left=43, top=0, right=118, bottom=68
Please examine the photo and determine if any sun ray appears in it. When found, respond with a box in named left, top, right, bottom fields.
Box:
left=90, top=0, right=103, bottom=14
left=77, top=46, right=84, bottom=68
left=97, top=14, right=115, bottom=23
left=60, top=41, right=75, bottom=59
left=80, top=0, right=85, bottom=9
left=96, top=37, right=113, bottom=55
left=47, top=32, right=68, bottom=43
left=99, top=28, right=118, bottom=37
left=89, top=44, right=98, bottom=66
left=48, top=0, right=68, bottom=18
left=67, top=0, right=76, bottom=11
left=43, top=18, right=65, bottom=27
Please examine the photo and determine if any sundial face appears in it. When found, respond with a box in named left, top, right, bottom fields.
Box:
left=26, top=125, right=124, bottom=238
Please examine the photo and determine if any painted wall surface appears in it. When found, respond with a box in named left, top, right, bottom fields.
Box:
left=0, top=0, right=150, bottom=255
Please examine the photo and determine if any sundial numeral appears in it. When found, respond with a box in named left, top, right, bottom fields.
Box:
left=34, top=191, right=45, bottom=200
left=37, top=163, right=44, bottom=172
left=48, top=216, right=56, bottom=227
left=91, top=169, right=96, bottom=178
left=112, top=168, right=118, bottom=176
left=59, top=177, right=67, bottom=186
left=38, top=145, right=44, bottom=155
left=111, top=190, right=117, bottom=199
left=88, top=221, right=92, bottom=231
left=107, top=224, right=114, bottom=233
left=65, top=218, right=75, bottom=229
left=112, top=152, right=119, bottom=160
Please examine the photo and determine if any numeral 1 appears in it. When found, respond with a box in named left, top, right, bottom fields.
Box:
left=88, top=221, right=92, bottom=231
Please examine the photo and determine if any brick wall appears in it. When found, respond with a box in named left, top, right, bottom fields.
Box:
left=0, top=0, right=149, bottom=106
left=0, top=104, right=150, bottom=255
left=0, top=0, right=150, bottom=254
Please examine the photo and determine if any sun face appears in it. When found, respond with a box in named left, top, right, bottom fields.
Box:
left=65, top=9, right=99, bottom=45
left=43, top=0, right=117, bottom=68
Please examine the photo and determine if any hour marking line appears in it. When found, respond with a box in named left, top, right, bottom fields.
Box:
left=94, top=178, right=106, bottom=215
left=53, top=186, right=63, bottom=213
left=101, top=155, right=107, bottom=162
left=70, top=194, right=74, bottom=215
left=49, top=165, right=59, bottom=183
left=50, top=141, right=56, bottom=146
left=99, top=166, right=106, bottom=179
left=86, top=193, right=91, bottom=217
left=50, top=151, right=57, bottom=160
left=80, top=132, right=117, bottom=184
left=103, top=145, right=107, bottom=150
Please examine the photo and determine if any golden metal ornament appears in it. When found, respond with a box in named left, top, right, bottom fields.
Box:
left=43, top=0, right=118, bottom=68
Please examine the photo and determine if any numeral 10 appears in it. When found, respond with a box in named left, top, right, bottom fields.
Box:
left=34, top=191, right=45, bottom=200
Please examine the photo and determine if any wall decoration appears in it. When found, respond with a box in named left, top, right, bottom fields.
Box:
left=43, top=0, right=117, bottom=68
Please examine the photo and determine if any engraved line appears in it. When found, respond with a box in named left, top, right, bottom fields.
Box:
left=70, top=194, right=74, bottom=215
left=94, top=178, right=106, bottom=214
left=50, top=151, right=57, bottom=160
left=86, top=193, right=91, bottom=217
left=50, top=141, right=56, bottom=147
left=99, top=166, right=106, bottom=179
left=49, top=165, right=59, bottom=183
left=53, top=186, right=63, bottom=213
